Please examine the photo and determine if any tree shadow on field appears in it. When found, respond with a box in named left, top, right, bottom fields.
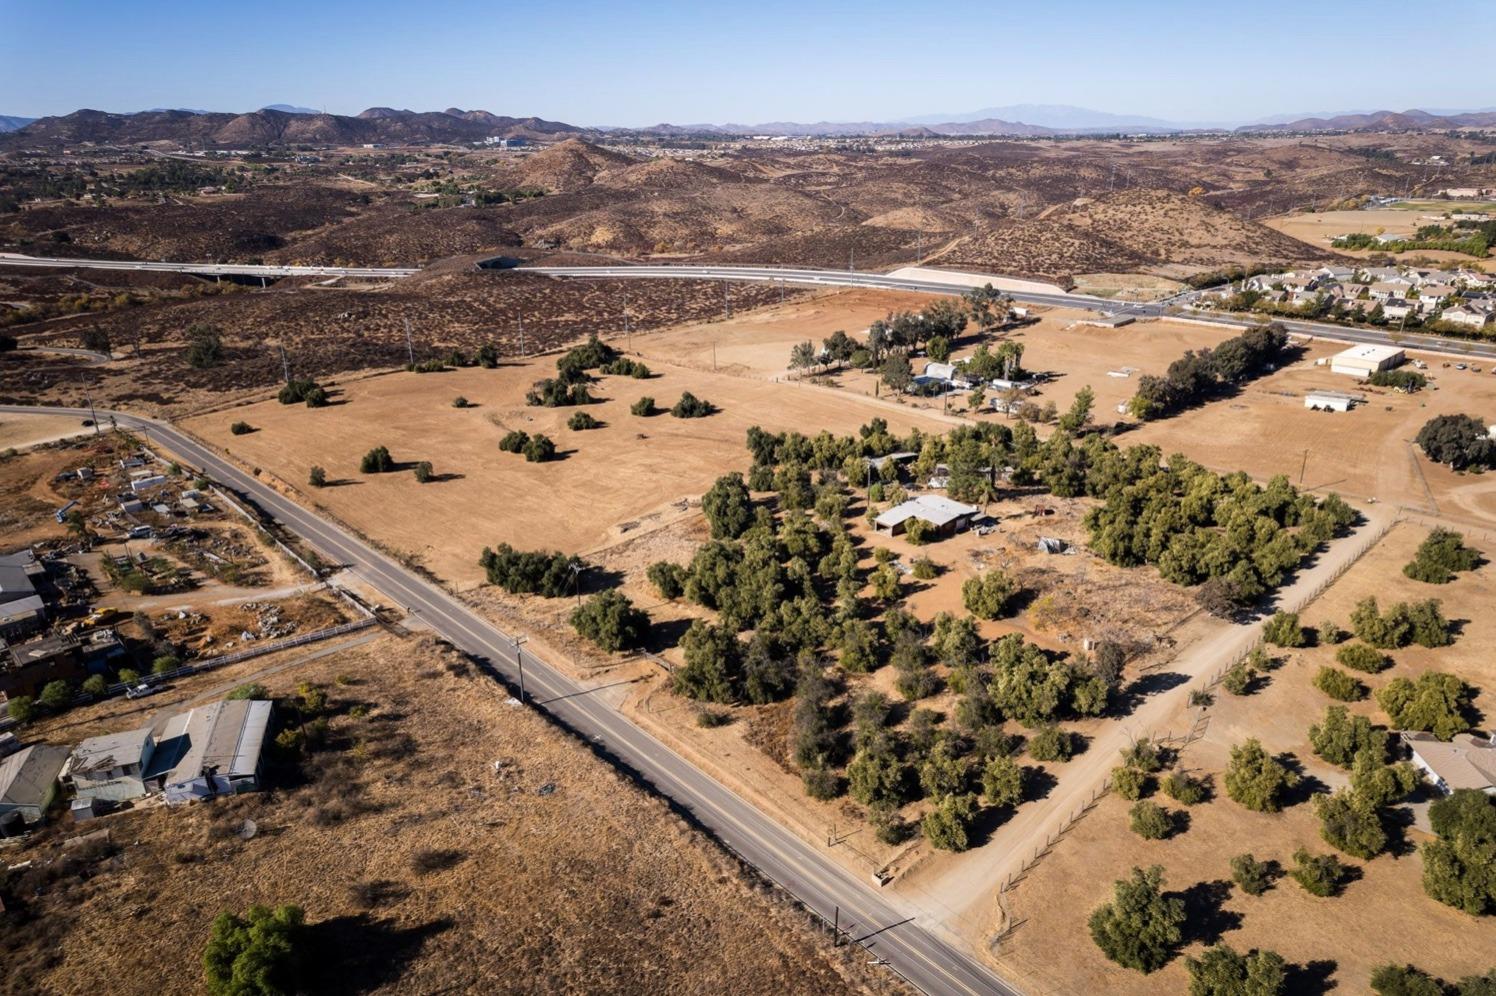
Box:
left=1115, top=670, right=1190, bottom=714
left=1277, top=753, right=1326, bottom=809
left=303, top=914, right=454, bottom=994
left=320, top=478, right=362, bottom=488
left=644, top=617, right=693, bottom=655
left=1174, top=879, right=1241, bottom=946
left=1023, top=765, right=1059, bottom=802
left=1283, top=959, right=1340, bottom=994
left=425, top=472, right=466, bottom=483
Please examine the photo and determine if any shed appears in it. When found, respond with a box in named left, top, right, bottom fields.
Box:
left=0, top=744, right=69, bottom=833
left=66, top=726, right=156, bottom=803
left=1304, top=389, right=1362, bottom=412
left=145, top=699, right=273, bottom=805
left=1329, top=344, right=1404, bottom=377
left=922, top=361, right=958, bottom=381
left=1402, top=732, right=1496, bottom=795
left=873, top=495, right=980, bottom=538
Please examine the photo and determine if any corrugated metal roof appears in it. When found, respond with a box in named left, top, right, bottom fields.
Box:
left=0, top=744, right=69, bottom=808
left=70, top=727, right=153, bottom=774
left=147, top=699, right=272, bottom=787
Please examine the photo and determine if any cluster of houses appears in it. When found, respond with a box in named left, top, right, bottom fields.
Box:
left=0, top=696, right=272, bottom=835
left=1205, top=264, right=1496, bottom=329
left=918, top=360, right=1043, bottom=414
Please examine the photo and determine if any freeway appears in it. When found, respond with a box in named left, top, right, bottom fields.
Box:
left=523, top=263, right=1496, bottom=361
left=0, top=252, right=416, bottom=280
left=0, top=404, right=1015, bottom=996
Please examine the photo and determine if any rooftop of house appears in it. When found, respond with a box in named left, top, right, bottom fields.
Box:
left=144, top=699, right=272, bottom=786
left=875, top=494, right=981, bottom=529
left=68, top=726, right=153, bottom=776
left=1404, top=732, right=1496, bottom=792
left=0, top=744, right=69, bottom=808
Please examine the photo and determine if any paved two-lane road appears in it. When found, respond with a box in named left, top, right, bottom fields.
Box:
left=0, top=404, right=1014, bottom=996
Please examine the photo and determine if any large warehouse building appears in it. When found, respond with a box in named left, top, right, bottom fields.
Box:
left=1329, top=344, right=1404, bottom=377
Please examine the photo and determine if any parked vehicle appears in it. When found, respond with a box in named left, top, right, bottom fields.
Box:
left=125, top=682, right=161, bottom=699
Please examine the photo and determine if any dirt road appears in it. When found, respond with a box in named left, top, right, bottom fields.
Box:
left=895, top=503, right=1397, bottom=945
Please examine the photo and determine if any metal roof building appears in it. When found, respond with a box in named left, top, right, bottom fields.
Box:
left=874, top=495, right=980, bottom=538
left=1403, top=732, right=1496, bottom=795
left=145, top=699, right=273, bottom=805
left=1329, top=344, right=1404, bottom=377
left=0, top=744, right=70, bottom=832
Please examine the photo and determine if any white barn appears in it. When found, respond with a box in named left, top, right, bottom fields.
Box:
left=1329, top=344, right=1404, bottom=377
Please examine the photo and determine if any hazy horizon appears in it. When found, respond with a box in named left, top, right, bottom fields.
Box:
left=5, top=0, right=1495, bottom=126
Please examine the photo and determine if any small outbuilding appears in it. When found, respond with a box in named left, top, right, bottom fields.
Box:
left=0, top=744, right=69, bottom=834
left=1304, top=389, right=1363, bottom=412
left=1329, top=344, right=1404, bottom=377
left=874, top=495, right=980, bottom=538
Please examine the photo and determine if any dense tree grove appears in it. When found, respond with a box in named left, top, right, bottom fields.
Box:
left=1350, top=596, right=1453, bottom=649
left=478, top=544, right=582, bottom=597
left=526, top=333, right=620, bottom=407
left=1417, top=414, right=1495, bottom=471
left=1129, top=324, right=1293, bottom=420
left=1404, top=528, right=1481, bottom=584
left=1309, top=706, right=1388, bottom=767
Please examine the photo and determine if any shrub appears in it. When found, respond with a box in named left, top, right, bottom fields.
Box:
left=1317, top=620, right=1345, bottom=645
left=631, top=396, right=656, bottom=416
left=185, top=323, right=224, bottom=368
left=670, top=391, right=714, bottom=418
left=904, top=517, right=932, bottom=545
left=81, top=674, right=107, bottom=697
left=152, top=654, right=180, bottom=675
left=202, top=904, right=306, bottom=996
left=1087, top=866, right=1186, bottom=973
left=117, top=668, right=139, bottom=684
left=413, top=461, right=434, bottom=483
left=1336, top=642, right=1389, bottom=673
left=567, top=410, right=600, bottom=430
left=962, top=570, right=1018, bottom=619
left=1314, top=666, right=1367, bottom=702
left=1423, top=790, right=1496, bottom=915
left=1289, top=848, right=1349, bottom=897
left=1186, top=944, right=1287, bottom=996
left=229, top=421, right=253, bottom=435
left=1113, top=765, right=1150, bottom=801
left=1230, top=853, right=1274, bottom=896
left=1370, top=964, right=1446, bottom=996
left=1130, top=800, right=1173, bottom=840
left=911, top=557, right=938, bottom=580
left=1221, top=659, right=1255, bottom=696
left=1161, top=771, right=1207, bottom=805
left=571, top=590, right=648, bottom=652
left=702, top=473, right=753, bottom=539
left=359, top=446, right=394, bottom=473
left=38, top=679, right=73, bottom=710
left=452, top=395, right=472, bottom=408
left=227, top=683, right=269, bottom=700
left=981, top=754, right=1026, bottom=808
left=308, top=465, right=326, bottom=487
left=7, top=695, right=35, bottom=723
left=603, top=357, right=651, bottom=378
left=647, top=561, right=686, bottom=600
left=525, top=378, right=592, bottom=407
left=1403, top=528, right=1480, bottom=584
left=278, top=378, right=325, bottom=405
left=1029, top=725, right=1076, bottom=763
left=1224, top=739, right=1300, bottom=813
left=522, top=434, right=556, bottom=463
left=498, top=430, right=529, bottom=453
left=1316, top=787, right=1388, bottom=859
left=1262, top=611, right=1305, bottom=648
left=802, top=765, right=841, bottom=800
left=1310, top=706, right=1388, bottom=767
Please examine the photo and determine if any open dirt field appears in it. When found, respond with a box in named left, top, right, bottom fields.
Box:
left=1125, top=339, right=1496, bottom=519
left=1, top=634, right=888, bottom=996
left=992, top=519, right=1495, bottom=995
left=186, top=346, right=959, bottom=584
left=1264, top=209, right=1489, bottom=262
left=0, top=412, right=95, bottom=451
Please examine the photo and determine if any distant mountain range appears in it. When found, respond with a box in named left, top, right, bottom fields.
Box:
left=1, top=107, right=585, bottom=148
left=5, top=102, right=1495, bottom=147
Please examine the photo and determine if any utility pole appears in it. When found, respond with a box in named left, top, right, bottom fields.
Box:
left=570, top=563, right=583, bottom=609
left=279, top=344, right=291, bottom=384
left=623, top=289, right=631, bottom=352
left=403, top=317, right=415, bottom=366
left=85, top=394, right=100, bottom=436
left=509, top=634, right=529, bottom=703
left=519, top=314, right=526, bottom=357
left=722, top=280, right=730, bottom=319
left=833, top=906, right=840, bottom=947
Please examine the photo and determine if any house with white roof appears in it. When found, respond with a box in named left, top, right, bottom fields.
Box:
left=873, top=495, right=980, bottom=539
left=1403, top=732, right=1496, bottom=796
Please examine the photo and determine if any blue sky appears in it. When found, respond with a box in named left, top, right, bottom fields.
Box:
left=4, top=0, right=1493, bottom=125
